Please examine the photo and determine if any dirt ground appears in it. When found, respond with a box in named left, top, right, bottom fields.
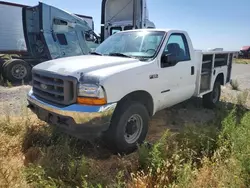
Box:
left=0, top=63, right=249, bottom=142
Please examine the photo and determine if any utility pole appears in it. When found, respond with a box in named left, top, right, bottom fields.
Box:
left=133, top=0, right=137, bottom=29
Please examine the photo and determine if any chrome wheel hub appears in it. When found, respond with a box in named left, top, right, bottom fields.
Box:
left=11, top=64, right=27, bottom=79
left=124, top=114, right=143, bottom=144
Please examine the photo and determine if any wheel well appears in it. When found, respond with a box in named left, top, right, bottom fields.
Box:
left=117, top=91, right=154, bottom=116
left=216, top=73, right=224, bottom=85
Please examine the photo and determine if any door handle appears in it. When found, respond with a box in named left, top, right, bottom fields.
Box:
left=191, top=66, right=194, bottom=75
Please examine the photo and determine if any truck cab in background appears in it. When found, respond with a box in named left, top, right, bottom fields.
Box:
left=0, top=1, right=100, bottom=83
left=23, top=2, right=99, bottom=61
left=100, top=0, right=155, bottom=42
left=1, top=0, right=154, bottom=83
left=239, top=46, right=250, bottom=59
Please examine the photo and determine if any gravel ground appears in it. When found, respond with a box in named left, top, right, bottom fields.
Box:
left=0, top=85, right=31, bottom=116
left=0, top=63, right=249, bottom=140
left=231, top=64, right=250, bottom=90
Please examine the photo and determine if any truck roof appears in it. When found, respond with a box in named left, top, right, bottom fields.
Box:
left=116, top=28, right=186, bottom=33
left=0, top=1, right=93, bottom=19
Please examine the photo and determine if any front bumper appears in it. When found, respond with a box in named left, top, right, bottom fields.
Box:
left=27, top=89, right=117, bottom=138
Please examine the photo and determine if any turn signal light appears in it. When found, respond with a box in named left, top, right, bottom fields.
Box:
left=77, top=97, right=107, bottom=106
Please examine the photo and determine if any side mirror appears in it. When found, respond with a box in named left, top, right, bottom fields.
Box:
left=85, top=33, right=93, bottom=41
left=94, top=37, right=101, bottom=44
left=161, top=53, right=178, bottom=67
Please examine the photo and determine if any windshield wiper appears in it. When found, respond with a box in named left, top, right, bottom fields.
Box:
left=108, top=53, right=132, bottom=58
left=90, top=52, right=102, bottom=56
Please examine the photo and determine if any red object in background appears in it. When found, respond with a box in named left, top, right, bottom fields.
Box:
left=241, top=46, right=250, bottom=51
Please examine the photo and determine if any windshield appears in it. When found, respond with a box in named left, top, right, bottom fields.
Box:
left=94, top=31, right=165, bottom=60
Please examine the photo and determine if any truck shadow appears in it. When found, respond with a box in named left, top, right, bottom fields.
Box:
left=148, top=96, right=249, bottom=142
left=21, top=97, right=249, bottom=175
left=148, top=97, right=217, bottom=141
left=0, top=77, right=32, bottom=87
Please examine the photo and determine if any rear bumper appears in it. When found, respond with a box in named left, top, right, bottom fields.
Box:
left=27, top=89, right=117, bottom=138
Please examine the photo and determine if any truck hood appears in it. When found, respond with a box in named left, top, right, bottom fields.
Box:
left=33, top=55, right=145, bottom=81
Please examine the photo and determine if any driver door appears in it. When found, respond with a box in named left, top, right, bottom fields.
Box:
left=157, top=33, right=196, bottom=109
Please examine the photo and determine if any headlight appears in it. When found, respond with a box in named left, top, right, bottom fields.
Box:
left=77, top=84, right=107, bottom=105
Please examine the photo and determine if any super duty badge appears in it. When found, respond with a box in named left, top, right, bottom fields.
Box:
left=149, top=74, right=158, bottom=79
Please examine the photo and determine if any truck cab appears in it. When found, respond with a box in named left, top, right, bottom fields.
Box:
left=27, top=29, right=234, bottom=154
left=23, top=2, right=100, bottom=61
left=0, top=2, right=101, bottom=83
left=100, top=0, right=155, bottom=42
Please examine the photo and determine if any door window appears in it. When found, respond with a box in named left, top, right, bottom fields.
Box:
left=163, top=33, right=190, bottom=62
left=56, top=33, right=68, bottom=45
left=82, top=31, right=100, bottom=52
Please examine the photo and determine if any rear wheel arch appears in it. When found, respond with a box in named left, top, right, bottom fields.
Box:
left=216, top=73, right=224, bottom=85
left=203, top=75, right=222, bottom=109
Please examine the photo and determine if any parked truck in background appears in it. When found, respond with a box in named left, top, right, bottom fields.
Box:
left=0, top=0, right=155, bottom=83
left=238, top=46, right=250, bottom=59
left=0, top=1, right=99, bottom=83
left=27, top=29, right=235, bottom=153
left=100, top=0, right=155, bottom=42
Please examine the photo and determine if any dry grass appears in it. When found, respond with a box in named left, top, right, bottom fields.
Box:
left=0, top=115, right=38, bottom=188
left=189, top=157, right=245, bottom=188
left=0, top=111, right=136, bottom=187
left=230, top=79, right=240, bottom=90
left=0, top=90, right=250, bottom=187
left=234, top=58, right=250, bottom=64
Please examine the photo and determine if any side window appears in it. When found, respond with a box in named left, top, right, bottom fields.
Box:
left=56, top=33, right=68, bottom=45
left=53, top=18, right=67, bottom=26
left=164, top=33, right=190, bottom=61
left=82, top=31, right=96, bottom=42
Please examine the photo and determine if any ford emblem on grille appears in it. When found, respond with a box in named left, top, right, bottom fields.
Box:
left=40, top=83, right=48, bottom=90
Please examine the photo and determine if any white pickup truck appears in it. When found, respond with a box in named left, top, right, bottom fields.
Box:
left=27, top=29, right=234, bottom=153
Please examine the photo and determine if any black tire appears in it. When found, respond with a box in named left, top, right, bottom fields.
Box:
left=103, top=101, right=149, bottom=154
left=4, top=59, right=31, bottom=83
left=1, top=60, right=11, bottom=79
left=0, top=61, right=4, bottom=78
left=202, top=80, right=221, bottom=109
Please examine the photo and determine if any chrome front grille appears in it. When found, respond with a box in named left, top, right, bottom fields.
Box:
left=32, top=70, right=77, bottom=105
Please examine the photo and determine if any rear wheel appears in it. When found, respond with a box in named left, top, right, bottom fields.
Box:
left=103, top=101, right=149, bottom=154
left=4, top=59, right=31, bottom=83
left=202, top=80, right=221, bottom=109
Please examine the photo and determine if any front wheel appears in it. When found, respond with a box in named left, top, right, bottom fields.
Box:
left=103, top=101, right=149, bottom=154
left=202, top=80, right=221, bottom=109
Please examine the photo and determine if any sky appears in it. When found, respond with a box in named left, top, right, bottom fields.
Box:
left=10, top=0, right=250, bottom=50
